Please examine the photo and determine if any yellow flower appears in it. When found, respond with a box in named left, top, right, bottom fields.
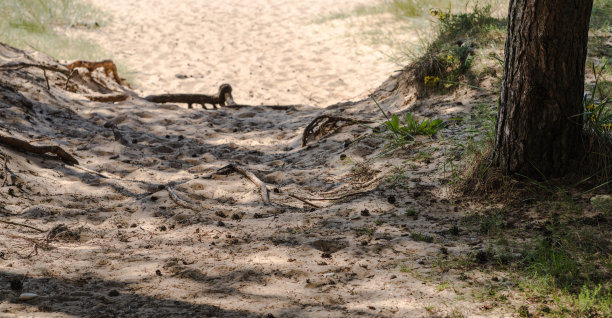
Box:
left=439, top=13, right=447, bottom=19
left=446, top=55, right=454, bottom=63
left=429, top=9, right=440, bottom=17
left=590, top=114, right=598, bottom=123
left=603, top=123, right=612, bottom=131
left=424, top=76, right=440, bottom=87
left=586, top=104, right=596, bottom=111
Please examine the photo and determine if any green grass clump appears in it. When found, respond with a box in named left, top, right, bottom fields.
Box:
left=0, top=0, right=106, bottom=61
left=410, top=232, right=434, bottom=243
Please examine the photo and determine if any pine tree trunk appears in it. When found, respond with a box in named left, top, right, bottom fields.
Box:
left=494, top=0, right=593, bottom=178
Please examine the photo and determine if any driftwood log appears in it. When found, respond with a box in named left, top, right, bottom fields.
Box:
left=145, top=84, right=234, bottom=109
left=0, top=135, right=79, bottom=165
left=85, top=93, right=129, bottom=103
left=302, top=115, right=373, bottom=147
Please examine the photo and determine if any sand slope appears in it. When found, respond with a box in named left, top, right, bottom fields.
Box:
left=74, top=0, right=401, bottom=107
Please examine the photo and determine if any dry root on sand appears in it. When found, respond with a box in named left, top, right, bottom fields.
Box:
left=0, top=134, right=79, bottom=165
left=302, top=115, right=373, bottom=147
left=145, top=84, right=235, bottom=109
left=216, top=163, right=271, bottom=205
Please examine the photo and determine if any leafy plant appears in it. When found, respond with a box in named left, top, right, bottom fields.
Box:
left=384, top=113, right=445, bottom=139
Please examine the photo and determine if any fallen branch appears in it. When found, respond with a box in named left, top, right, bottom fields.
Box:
left=301, top=190, right=372, bottom=201
left=167, top=186, right=201, bottom=211
left=302, top=115, right=373, bottom=147
left=145, top=84, right=234, bottom=109
left=64, top=59, right=123, bottom=85
left=288, top=194, right=322, bottom=209
left=0, top=220, right=45, bottom=232
left=0, top=62, right=70, bottom=76
left=224, top=104, right=295, bottom=111
left=85, top=93, right=129, bottom=103
left=217, top=163, right=271, bottom=205
left=0, top=135, right=79, bottom=165
left=1, top=152, right=8, bottom=187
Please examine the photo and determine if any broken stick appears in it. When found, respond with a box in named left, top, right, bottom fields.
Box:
left=0, top=134, right=79, bottom=165
left=217, top=163, right=271, bottom=205
left=302, top=115, right=373, bottom=147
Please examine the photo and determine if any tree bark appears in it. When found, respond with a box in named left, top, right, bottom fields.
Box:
left=494, top=0, right=593, bottom=178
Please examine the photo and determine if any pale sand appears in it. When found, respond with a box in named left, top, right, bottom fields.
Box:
left=80, top=0, right=403, bottom=107
left=0, top=1, right=515, bottom=316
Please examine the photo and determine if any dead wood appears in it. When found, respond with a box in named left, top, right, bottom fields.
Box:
left=224, top=104, right=295, bottom=110
left=0, top=220, right=45, bottom=232
left=288, top=194, right=322, bottom=209
left=64, top=59, right=123, bottom=85
left=1, top=152, right=8, bottom=187
left=145, top=84, right=234, bottom=109
left=103, top=121, right=130, bottom=146
left=85, top=93, right=129, bottom=103
left=0, top=134, right=79, bottom=165
left=0, top=62, right=70, bottom=76
left=217, top=163, right=271, bottom=205
left=301, top=190, right=372, bottom=201
left=45, top=224, right=68, bottom=244
left=167, top=186, right=201, bottom=211
left=302, top=115, right=373, bottom=147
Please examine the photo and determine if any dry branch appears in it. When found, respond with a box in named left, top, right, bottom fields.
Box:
left=64, top=59, right=123, bottom=85
left=0, top=135, right=78, bottom=165
left=288, top=194, right=322, bottom=209
left=167, top=186, right=201, bottom=211
left=0, top=220, right=45, bottom=232
left=302, top=115, right=373, bottom=147
left=0, top=62, right=70, bottom=76
left=85, top=93, right=129, bottom=103
left=1, top=152, right=8, bottom=187
left=217, top=163, right=271, bottom=205
left=145, top=84, right=234, bottom=109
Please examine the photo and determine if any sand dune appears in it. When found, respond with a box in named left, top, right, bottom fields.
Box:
left=78, top=0, right=400, bottom=107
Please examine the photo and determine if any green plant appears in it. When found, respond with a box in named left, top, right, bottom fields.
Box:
left=410, top=232, right=434, bottom=243
left=384, top=112, right=445, bottom=139
left=0, top=0, right=108, bottom=61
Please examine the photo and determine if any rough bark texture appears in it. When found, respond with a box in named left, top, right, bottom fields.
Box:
left=494, top=0, right=593, bottom=178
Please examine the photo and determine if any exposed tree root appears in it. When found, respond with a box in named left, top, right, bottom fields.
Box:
left=167, top=186, right=201, bottom=211
left=0, top=135, right=78, bottom=165
left=302, top=115, right=373, bottom=147
left=145, top=84, right=234, bottom=109
left=0, top=220, right=45, bottom=232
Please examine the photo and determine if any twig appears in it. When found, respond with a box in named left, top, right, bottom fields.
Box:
left=0, top=62, right=70, bottom=76
left=288, top=194, right=322, bottom=209
left=0, top=134, right=79, bottom=165
left=42, top=69, right=50, bottom=90
left=65, top=69, right=77, bottom=89
left=302, top=115, right=373, bottom=147
left=0, top=220, right=45, bottom=232
left=1, top=153, right=8, bottom=187
left=45, top=224, right=68, bottom=244
left=167, top=186, right=200, bottom=211
left=303, top=190, right=372, bottom=201
left=27, top=243, right=38, bottom=258
left=217, top=163, right=271, bottom=205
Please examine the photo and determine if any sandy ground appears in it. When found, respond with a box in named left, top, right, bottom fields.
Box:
left=0, top=2, right=519, bottom=317
left=73, top=0, right=409, bottom=107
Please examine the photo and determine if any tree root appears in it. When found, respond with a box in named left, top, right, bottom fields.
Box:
left=167, top=186, right=201, bottom=211
left=217, top=163, right=271, bottom=205
left=0, top=135, right=78, bottom=165
left=302, top=115, right=373, bottom=147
